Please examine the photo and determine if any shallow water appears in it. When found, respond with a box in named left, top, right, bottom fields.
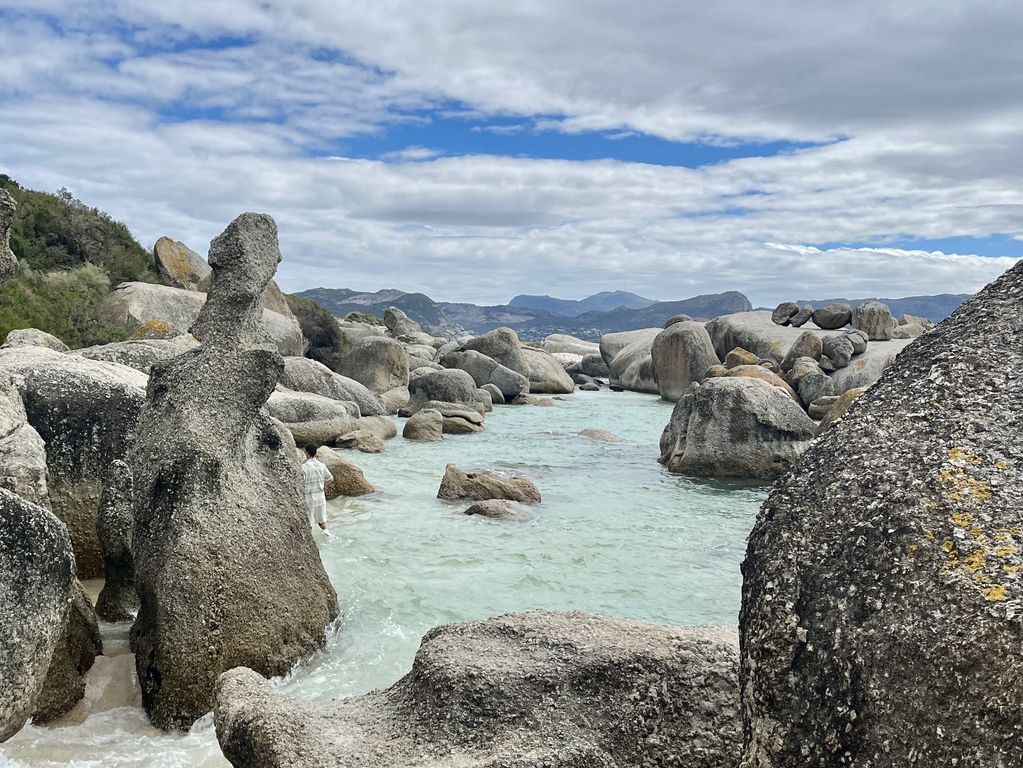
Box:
left=0, top=389, right=768, bottom=767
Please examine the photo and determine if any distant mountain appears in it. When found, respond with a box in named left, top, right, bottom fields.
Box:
left=774, top=294, right=972, bottom=324
left=295, top=287, right=752, bottom=340
left=509, top=290, right=654, bottom=316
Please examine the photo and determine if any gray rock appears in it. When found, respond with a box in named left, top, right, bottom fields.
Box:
left=279, top=356, right=386, bottom=416
left=95, top=461, right=137, bottom=622
left=797, top=371, right=835, bottom=408
left=844, top=328, right=869, bottom=354
left=542, top=334, right=599, bottom=356
left=336, top=430, right=385, bottom=454
left=356, top=415, right=397, bottom=441
left=851, top=299, right=897, bottom=340
left=73, top=336, right=199, bottom=373
left=0, top=346, right=147, bottom=578
left=598, top=328, right=660, bottom=367
left=461, top=327, right=529, bottom=377
left=579, top=428, right=623, bottom=442
left=214, top=612, right=741, bottom=768
left=828, top=338, right=913, bottom=395
left=402, top=408, right=444, bottom=441
left=578, top=352, right=610, bottom=378
left=811, top=302, right=852, bottom=330
left=741, top=259, right=1023, bottom=768
left=896, top=313, right=935, bottom=338
left=440, top=349, right=529, bottom=400
left=771, top=302, right=799, bottom=326
left=101, top=281, right=304, bottom=356
left=522, top=347, right=575, bottom=394
left=0, top=188, right=17, bottom=280
left=404, top=368, right=486, bottom=416
left=314, top=446, right=374, bottom=498
left=664, top=312, right=695, bottom=327
left=129, top=213, right=338, bottom=730
left=1, top=328, right=70, bottom=353
left=153, top=236, right=212, bottom=291
left=0, top=488, right=75, bottom=742
left=334, top=337, right=409, bottom=394
left=427, top=402, right=486, bottom=434
left=821, top=334, right=854, bottom=369
left=706, top=311, right=844, bottom=365
left=789, top=304, right=813, bottom=327
left=379, top=385, right=410, bottom=414
left=606, top=333, right=660, bottom=395
left=723, top=347, right=760, bottom=369
left=266, top=389, right=359, bottom=446
left=807, top=395, right=839, bottom=420
left=438, top=464, right=541, bottom=503
left=0, top=373, right=49, bottom=507
left=651, top=321, right=719, bottom=401
left=659, top=377, right=817, bottom=479
left=383, top=307, right=422, bottom=339
left=462, top=499, right=536, bottom=520
left=785, top=356, right=823, bottom=387
left=818, top=354, right=836, bottom=372
left=481, top=382, right=505, bottom=405
left=780, top=331, right=822, bottom=371
left=579, top=382, right=600, bottom=391
left=32, top=580, right=102, bottom=724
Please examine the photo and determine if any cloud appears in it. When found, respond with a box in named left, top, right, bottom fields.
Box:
left=0, top=1, right=1020, bottom=306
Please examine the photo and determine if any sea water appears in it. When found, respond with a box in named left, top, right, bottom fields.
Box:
left=0, top=389, right=768, bottom=767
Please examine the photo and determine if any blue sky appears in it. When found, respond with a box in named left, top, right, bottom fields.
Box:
left=0, top=1, right=1020, bottom=304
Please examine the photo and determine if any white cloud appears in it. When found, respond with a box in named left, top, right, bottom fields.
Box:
left=0, top=1, right=1020, bottom=306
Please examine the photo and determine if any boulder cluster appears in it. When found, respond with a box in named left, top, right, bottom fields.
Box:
left=771, top=298, right=934, bottom=340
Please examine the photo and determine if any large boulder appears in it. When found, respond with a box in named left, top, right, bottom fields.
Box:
left=740, top=260, right=1023, bottom=767
left=215, top=611, right=741, bottom=767
left=95, top=460, right=137, bottom=622
left=315, top=446, right=375, bottom=498
left=0, top=346, right=147, bottom=577
left=598, top=327, right=660, bottom=367
left=334, top=337, right=409, bottom=394
left=811, top=302, right=852, bottom=330
left=153, top=236, right=212, bottom=291
left=129, top=213, right=339, bottom=730
left=73, top=336, right=199, bottom=373
left=0, top=488, right=75, bottom=742
left=402, top=408, right=444, bottom=441
left=267, top=389, right=360, bottom=446
left=0, top=188, right=17, bottom=280
left=461, top=327, right=528, bottom=377
left=543, top=334, right=599, bottom=356
left=608, top=335, right=659, bottom=394
left=577, top=352, right=610, bottom=378
left=659, top=377, right=817, bottom=480
left=851, top=299, right=897, bottom=340
left=522, top=347, right=575, bottom=394
left=279, top=357, right=386, bottom=416
left=438, top=464, right=541, bottom=503
left=404, top=368, right=486, bottom=416
left=1, top=328, right=70, bottom=353
left=0, top=373, right=49, bottom=507
left=651, top=320, right=719, bottom=401
left=440, top=349, right=529, bottom=400
left=706, top=312, right=834, bottom=364
left=383, top=306, right=422, bottom=339
left=101, top=281, right=304, bottom=356
left=770, top=302, right=799, bottom=326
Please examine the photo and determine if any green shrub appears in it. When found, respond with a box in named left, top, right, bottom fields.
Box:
left=286, top=294, right=349, bottom=368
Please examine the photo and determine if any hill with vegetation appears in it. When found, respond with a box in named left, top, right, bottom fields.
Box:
left=0, top=175, right=158, bottom=348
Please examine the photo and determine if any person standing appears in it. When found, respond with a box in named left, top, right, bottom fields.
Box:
left=301, top=444, right=333, bottom=538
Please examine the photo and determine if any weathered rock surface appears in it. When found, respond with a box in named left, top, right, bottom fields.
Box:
left=651, top=321, right=719, bottom=401
left=404, top=368, right=486, bottom=416
left=129, top=213, right=338, bottom=730
left=462, top=499, right=536, bottom=520
left=780, top=330, right=822, bottom=371
left=438, top=464, right=541, bottom=503
left=741, top=259, right=1023, bottom=767
left=32, top=580, right=102, bottom=724
left=543, top=334, right=599, bottom=356
left=315, top=446, right=375, bottom=498
left=336, top=429, right=385, bottom=454
left=828, top=338, right=912, bottom=395
left=851, top=299, right=896, bottom=341
left=402, top=408, right=444, bottom=441
left=724, top=347, right=760, bottom=369
left=279, top=357, right=386, bottom=417
left=461, top=328, right=529, bottom=377
left=0, top=488, right=75, bottom=742
left=577, top=352, right=610, bottom=378
left=797, top=371, right=835, bottom=407
left=95, top=460, right=137, bottom=622
left=440, top=349, right=529, bottom=400
left=811, top=302, right=851, bottom=330
left=383, top=307, right=422, bottom=339
left=481, top=382, right=505, bottom=405
left=153, top=236, right=212, bottom=291
left=722, top=365, right=799, bottom=402
left=789, top=304, right=813, bottom=327
left=334, top=337, right=409, bottom=394
left=770, top=302, right=799, bottom=325
left=706, top=312, right=838, bottom=364
left=660, top=377, right=817, bottom=479
left=815, top=385, right=867, bottom=434
left=266, top=389, right=359, bottom=446
left=102, top=281, right=304, bottom=356
left=821, top=334, right=854, bottom=369
left=1, top=328, right=70, bottom=352
left=214, top=611, right=741, bottom=768
left=0, top=373, right=49, bottom=507
left=0, top=346, right=147, bottom=577
left=607, top=334, right=659, bottom=394
left=579, top=428, right=624, bottom=442
left=522, top=346, right=575, bottom=394
left=664, top=312, right=694, bottom=327
left=0, top=188, right=17, bottom=280
left=74, top=336, right=199, bottom=373
left=598, top=328, right=660, bottom=367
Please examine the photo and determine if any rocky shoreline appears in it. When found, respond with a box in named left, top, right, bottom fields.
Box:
left=0, top=205, right=1018, bottom=766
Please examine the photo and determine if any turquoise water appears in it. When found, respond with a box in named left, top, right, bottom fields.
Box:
left=0, top=389, right=767, bottom=767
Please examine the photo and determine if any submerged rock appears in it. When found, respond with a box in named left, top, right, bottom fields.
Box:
left=402, top=408, right=444, bottom=441
left=741, top=260, right=1023, bottom=767
left=0, top=488, right=75, bottom=742
left=129, top=213, right=338, bottom=730
left=438, top=464, right=541, bottom=503
left=660, top=377, right=816, bottom=480
left=214, top=611, right=741, bottom=768
left=579, top=428, right=624, bottom=442
left=462, top=499, right=535, bottom=520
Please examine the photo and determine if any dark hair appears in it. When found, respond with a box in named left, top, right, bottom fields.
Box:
left=304, top=443, right=318, bottom=457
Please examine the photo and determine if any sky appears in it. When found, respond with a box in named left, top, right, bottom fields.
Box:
left=1, top=1, right=1021, bottom=306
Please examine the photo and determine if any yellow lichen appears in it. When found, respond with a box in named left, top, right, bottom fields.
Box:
left=948, top=447, right=982, bottom=465
left=982, top=585, right=1008, bottom=602
left=950, top=511, right=973, bottom=527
